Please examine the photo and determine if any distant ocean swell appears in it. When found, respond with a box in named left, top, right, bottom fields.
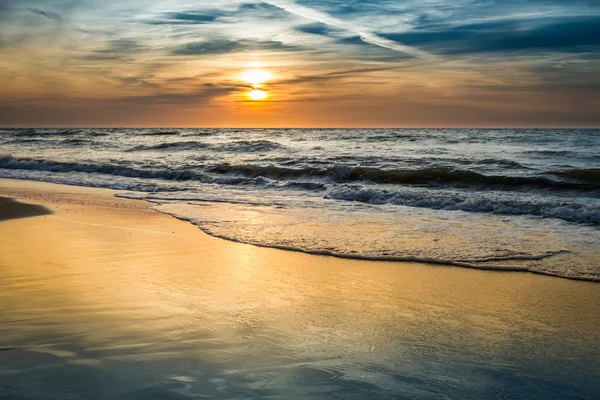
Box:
left=6, top=154, right=591, bottom=192
left=1, top=155, right=599, bottom=225
left=126, top=140, right=284, bottom=152
left=6, top=155, right=599, bottom=189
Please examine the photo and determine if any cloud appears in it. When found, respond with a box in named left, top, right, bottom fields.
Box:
left=230, top=2, right=296, bottom=21
left=261, top=0, right=434, bottom=59
left=83, top=39, right=145, bottom=61
left=28, top=8, right=61, bottom=22
left=171, top=38, right=294, bottom=55
left=146, top=11, right=223, bottom=25
left=149, top=3, right=289, bottom=26
left=382, top=15, right=600, bottom=54
left=117, top=84, right=235, bottom=106
left=295, top=22, right=334, bottom=36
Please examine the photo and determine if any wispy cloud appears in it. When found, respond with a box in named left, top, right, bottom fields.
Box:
left=28, top=7, right=62, bottom=22
left=262, top=0, right=434, bottom=59
left=381, top=15, right=600, bottom=55
left=171, top=38, right=295, bottom=55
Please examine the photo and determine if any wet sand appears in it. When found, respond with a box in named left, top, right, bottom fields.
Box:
left=0, top=178, right=599, bottom=399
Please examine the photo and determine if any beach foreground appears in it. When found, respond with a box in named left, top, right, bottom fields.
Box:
left=0, top=179, right=599, bottom=399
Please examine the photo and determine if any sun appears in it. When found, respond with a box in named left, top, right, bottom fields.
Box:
left=242, top=68, right=271, bottom=101
left=247, top=90, right=269, bottom=101
left=242, top=69, right=270, bottom=88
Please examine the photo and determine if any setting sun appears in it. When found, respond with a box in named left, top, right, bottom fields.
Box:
left=247, top=89, right=268, bottom=101
left=242, top=69, right=270, bottom=88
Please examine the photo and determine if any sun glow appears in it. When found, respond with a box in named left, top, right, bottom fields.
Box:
left=242, top=69, right=270, bottom=88
left=247, top=90, right=269, bottom=101
left=242, top=69, right=271, bottom=101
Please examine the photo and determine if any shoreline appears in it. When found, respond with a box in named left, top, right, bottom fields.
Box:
left=156, top=207, right=598, bottom=283
left=2, top=177, right=598, bottom=283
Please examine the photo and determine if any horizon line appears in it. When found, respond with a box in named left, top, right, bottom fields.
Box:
left=2, top=126, right=599, bottom=130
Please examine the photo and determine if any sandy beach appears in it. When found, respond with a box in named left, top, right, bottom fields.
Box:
left=1, top=178, right=599, bottom=399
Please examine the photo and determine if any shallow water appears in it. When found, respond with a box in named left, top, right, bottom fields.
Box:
left=0, top=200, right=599, bottom=399
left=1, top=128, right=599, bottom=280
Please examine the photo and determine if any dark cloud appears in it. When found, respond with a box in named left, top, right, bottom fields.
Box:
left=295, top=23, right=334, bottom=36
left=167, top=12, right=218, bottom=23
left=236, top=2, right=290, bottom=17
left=28, top=8, right=61, bottom=22
left=149, top=3, right=287, bottom=26
left=171, top=39, right=294, bottom=56
left=147, top=11, right=222, bottom=25
left=382, top=16, right=600, bottom=54
left=295, top=0, right=381, bottom=16
left=337, top=36, right=369, bottom=46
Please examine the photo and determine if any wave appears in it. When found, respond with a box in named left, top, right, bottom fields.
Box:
left=0, top=155, right=206, bottom=181
left=138, top=130, right=181, bottom=136
left=0, top=155, right=257, bottom=185
left=325, top=185, right=600, bottom=225
left=217, top=140, right=285, bottom=152
left=3, top=137, right=93, bottom=147
left=59, top=138, right=93, bottom=146
left=148, top=207, right=598, bottom=283
left=330, top=166, right=594, bottom=190
left=207, top=164, right=599, bottom=192
left=550, top=169, right=600, bottom=184
left=3, top=138, right=45, bottom=145
left=283, top=181, right=327, bottom=190
left=6, top=129, right=82, bottom=137
left=526, top=150, right=575, bottom=157
left=472, top=159, right=526, bottom=169
left=126, top=140, right=284, bottom=153
left=126, top=141, right=209, bottom=152
left=4, top=154, right=597, bottom=194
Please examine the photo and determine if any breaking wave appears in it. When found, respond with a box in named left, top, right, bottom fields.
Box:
left=550, top=168, right=600, bottom=184
left=326, top=185, right=600, bottom=225
left=206, top=164, right=599, bottom=192
left=2, top=155, right=598, bottom=194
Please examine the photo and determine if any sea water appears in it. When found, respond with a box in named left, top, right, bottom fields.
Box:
left=1, top=128, right=599, bottom=281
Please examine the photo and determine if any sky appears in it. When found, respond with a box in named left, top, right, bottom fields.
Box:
left=0, top=0, right=599, bottom=127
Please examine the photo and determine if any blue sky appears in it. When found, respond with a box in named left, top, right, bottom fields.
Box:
left=0, top=0, right=599, bottom=127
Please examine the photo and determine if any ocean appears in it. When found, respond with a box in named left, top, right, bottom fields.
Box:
left=1, top=128, right=599, bottom=281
